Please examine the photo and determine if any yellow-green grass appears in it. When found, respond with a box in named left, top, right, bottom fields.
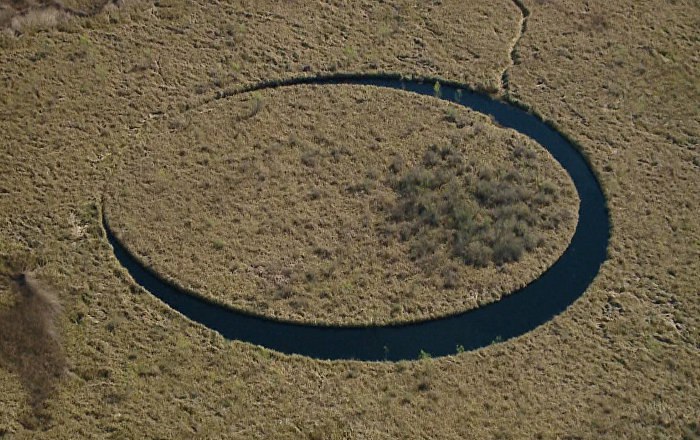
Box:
left=0, top=0, right=697, bottom=438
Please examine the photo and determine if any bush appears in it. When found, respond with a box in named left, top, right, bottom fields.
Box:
left=459, top=240, right=493, bottom=267
left=441, top=265, right=461, bottom=288
left=409, top=235, right=437, bottom=260
left=493, top=234, right=525, bottom=264
left=475, top=178, right=528, bottom=207
left=388, top=155, right=404, bottom=174
left=394, top=167, right=440, bottom=195
left=387, top=142, right=563, bottom=269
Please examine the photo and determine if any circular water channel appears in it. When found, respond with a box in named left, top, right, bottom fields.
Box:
left=103, top=75, right=609, bottom=361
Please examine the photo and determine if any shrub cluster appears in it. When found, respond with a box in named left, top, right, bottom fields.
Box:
left=388, top=142, right=564, bottom=267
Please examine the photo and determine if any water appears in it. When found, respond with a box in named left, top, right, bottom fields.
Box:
left=104, top=75, right=610, bottom=361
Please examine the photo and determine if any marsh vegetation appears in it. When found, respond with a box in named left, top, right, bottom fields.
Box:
left=387, top=142, right=570, bottom=269
left=0, top=0, right=696, bottom=437
left=106, top=85, right=578, bottom=325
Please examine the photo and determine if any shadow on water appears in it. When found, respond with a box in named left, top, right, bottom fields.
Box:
left=103, top=75, right=610, bottom=361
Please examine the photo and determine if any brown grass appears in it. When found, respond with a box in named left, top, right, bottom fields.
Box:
left=0, top=0, right=697, bottom=437
left=0, top=260, right=65, bottom=426
left=105, top=84, right=577, bottom=325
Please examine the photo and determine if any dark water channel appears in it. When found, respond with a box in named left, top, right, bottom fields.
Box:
left=104, top=75, right=609, bottom=361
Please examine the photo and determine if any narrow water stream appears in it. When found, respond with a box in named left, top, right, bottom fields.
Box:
left=104, top=75, right=609, bottom=361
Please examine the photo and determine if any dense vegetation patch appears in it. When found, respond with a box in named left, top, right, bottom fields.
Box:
left=387, top=142, right=571, bottom=269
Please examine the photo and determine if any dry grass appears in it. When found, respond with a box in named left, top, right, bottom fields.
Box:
left=0, top=0, right=697, bottom=437
left=0, top=257, right=65, bottom=427
left=0, top=0, right=148, bottom=33
left=389, top=142, right=568, bottom=267
left=105, top=84, right=577, bottom=325
left=0, top=1, right=73, bottom=33
left=8, top=7, right=66, bottom=33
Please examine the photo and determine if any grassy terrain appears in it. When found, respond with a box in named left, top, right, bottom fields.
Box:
left=0, top=0, right=698, bottom=438
left=105, top=84, right=576, bottom=325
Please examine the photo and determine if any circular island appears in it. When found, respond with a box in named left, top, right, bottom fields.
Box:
left=103, top=75, right=609, bottom=360
left=106, top=82, right=577, bottom=325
